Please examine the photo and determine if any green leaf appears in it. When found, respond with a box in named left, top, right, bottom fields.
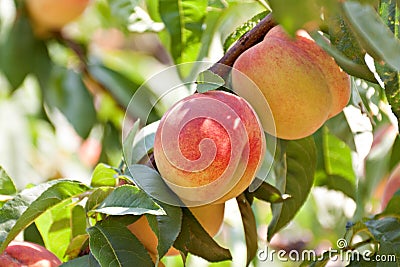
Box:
left=342, top=1, right=400, bottom=71
left=91, top=163, right=118, bottom=187
left=35, top=199, right=77, bottom=260
left=158, top=0, right=207, bottom=70
left=174, top=208, right=232, bottom=262
left=223, top=10, right=269, bottom=53
left=44, top=66, right=97, bottom=138
left=85, top=187, right=114, bottom=213
left=65, top=234, right=89, bottom=260
left=237, top=193, right=257, bottom=267
left=95, top=185, right=165, bottom=216
left=268, top=0, right=322, bottom=35
left=123, top=119, right=140, bottom=166
left=126, top=164, right=182, bottom=206
left=325, top=112, right=356, bottom=151
left=61, top=254, right=101, bottom=267
left=267, top=137, right=317, bottom=240
left=23, top=223, right=45, bottom=247
left=0, top=16, right=49, bottom=90
left=314, top=126, right=356, bottom=200
left=0, top=166, right=16, bottom=195
left=88, top=219, right=154, bottom=267
left=365, top=217, right=400, bottom=262
left=154, top=203, right=182, bottom=259
left=196, top=70, right=225, bottom=93
left=0, top=180, right=90, bottom=253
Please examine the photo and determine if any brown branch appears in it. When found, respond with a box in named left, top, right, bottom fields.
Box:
left=209, top=13, right=276, bottom=79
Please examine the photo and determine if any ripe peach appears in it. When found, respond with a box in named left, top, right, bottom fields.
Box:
left=127, top=203, right=225, bottom=258
left=0, top=241, right=61, bottom=267
left=381, top=163, right=400, bottom=210
left=153, top=90, right=266, bottom=205
left=232, top=25, right=350, bottom=140
left=26, top=0, right=89, bottom=33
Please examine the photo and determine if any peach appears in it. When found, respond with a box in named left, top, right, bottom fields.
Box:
left=232, top=25, right=350, bottom=140
left=153, top=90, right=266, bottom=205
left=26, top=0, right=90, bottom=34
left=381, top=163, right=400, bottom=210
left=127, top=203, right=225, bottom=259
left=0, top=241, right=61, bottom=267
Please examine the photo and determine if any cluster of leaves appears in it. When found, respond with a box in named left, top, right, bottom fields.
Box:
left=0, top=0, right=400, bottom=267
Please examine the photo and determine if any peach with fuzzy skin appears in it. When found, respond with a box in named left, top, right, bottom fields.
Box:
left=381, top=163, right=400, bottom=210
left=127, top=203, right=225, bottom=258
left=0, top=241, right=61, bottom=267
left=26, top=0, right=89, bottom=33
left=153, top=91, right=266, bottom=205
left=232, top=25, right=350, bottom=140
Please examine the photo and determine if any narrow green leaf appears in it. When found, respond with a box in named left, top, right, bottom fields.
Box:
left=174, top=208, right=232, bottom=262
left=376, top=190, right=400, bottom=219
left=123, top=119, right=140, bottom=166
left=88, top=219, right=154, bottom=267
left=44, top=67, right=97, bottom=138
left=91, top=163, right=117, bottom=187
left=0, top=180, right=90, bottom=253
left=342, top=1, right=400, bottom=71
left=158, top=0, right=207, bottom=71
left=23, top=223, right=45, bottom=247
left=60, top=253, right=101, bottom=267
left=95, top=185, right=165, bottom=216
left=196, top=70, right=225, bottom=93
left=223, top=11, right=269, bottom=53
left=0, top=166, right=16, bottom=195
left=237, top=193, right=257, bottom=266
left=268, top=137, right=316, bottom=240
left=249, top=179, right=286, bottom=203
left=325, top=112, right=356, bottom=151
left=71, top=205, right=87, bottom=238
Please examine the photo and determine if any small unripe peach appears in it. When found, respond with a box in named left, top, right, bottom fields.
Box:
left=232, top=25, right=350, bottom=140
left=0, top=241, right=61, bottom=267
left=153, top=90, right=266, bottom=205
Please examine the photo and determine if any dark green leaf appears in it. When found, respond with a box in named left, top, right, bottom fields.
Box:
left=268, top=137, right=316, bottom=240
left=0, top=180, right=90, bottom=253
left=91, top=163, right=117, bottom=187
left=44, top=67, right=97, bottom=138
left=223, top=11, right=269, bottom=53
left=130, top=121, right=158, bottom=165
left=342, top=1, right=400, bottom=71
left=196, top=70, right=225, bottom=93
left=159, top=0, right=207, bottom=72
left=376, top=190, right=400, bottom=218
left=88, top=219, right=154, bottom=267
left=154, top=203, right=182, bottom=259
left=0, top=166, right=16, bottom=195
left=23, top=222, right=45, bottom=247
left=95, top=185, right=165, bottom=216
left=237, top=193, right=257, bottom=266
left=174, top=208, right=232, bottom=262
left=60, top=253, right=101, bottom=267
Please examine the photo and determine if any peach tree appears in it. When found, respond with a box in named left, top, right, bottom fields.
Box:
left=0, top=0, right=399, bottom=266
